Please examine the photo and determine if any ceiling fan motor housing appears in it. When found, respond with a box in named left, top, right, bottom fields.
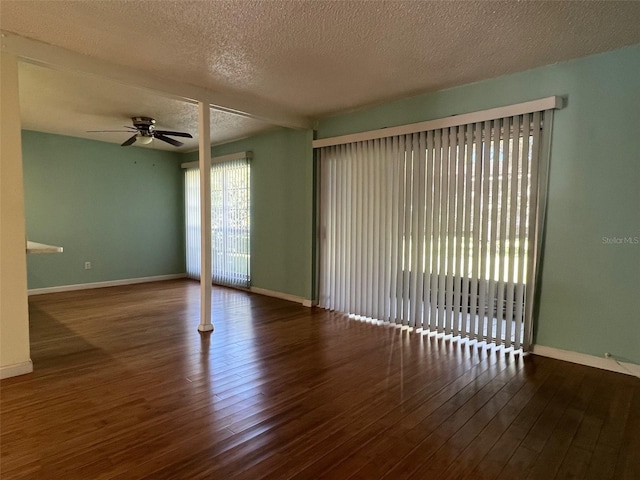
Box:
left=132, top=116, right=156, bottom=132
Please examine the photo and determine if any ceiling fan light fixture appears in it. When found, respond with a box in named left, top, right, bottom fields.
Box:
left=137, top=135, right=153, bottom=145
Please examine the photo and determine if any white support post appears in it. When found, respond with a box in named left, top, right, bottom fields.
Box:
left=198, top=102, right=213, bottom=332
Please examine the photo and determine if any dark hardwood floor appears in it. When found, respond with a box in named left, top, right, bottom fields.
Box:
left=1, top=279, right=638, bottom=479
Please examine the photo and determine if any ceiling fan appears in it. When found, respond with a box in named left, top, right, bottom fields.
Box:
left=88, top=116, right=193, bottom=147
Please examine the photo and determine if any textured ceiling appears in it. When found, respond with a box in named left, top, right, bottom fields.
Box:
left=17, top=62, right=274, bottom=151
left=2, top=0, right=640, bottom=148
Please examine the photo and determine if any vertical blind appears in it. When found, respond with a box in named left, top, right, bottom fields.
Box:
left=185, top=167, right=201, bottom=279
left=185, top=157, right=250, bottom=288
left=318, top=111, right=551, bottom=350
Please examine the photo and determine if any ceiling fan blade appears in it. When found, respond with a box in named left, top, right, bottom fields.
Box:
left=87, top=129, right=133, bottom=133
left=154, top=130, right=193, bottom=138
left=154, top=133, right=184, bottom=147
left=121, top=135, right=138, bottom=146
left=124, top=125, right=139, bottom=130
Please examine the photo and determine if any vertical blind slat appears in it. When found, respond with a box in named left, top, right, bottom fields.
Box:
left=523, top=111, right=542, bottom=350
left=415, top=132, right=427, bottom=329
left=453, top=125, right=465, bottom=337
left=383, top=138, right=393, bottom=321
left=424, top=130, right=435, bottom=330
left=460, top=125, right=473, bottom=337
left=504, top=114, right=521, bottom=347
left=333, top=146, right=340, bottom=311
left=514, top=114, right=531, bottom=348
left=469, top=122, right=483, bottom=340
left=444, top=127, right=455, bottom=334
left=431, top=129, right=442, bottom=332
left=477, top=120, right=491, bottom=342
left=390, top=136, right=400, bottom=321
left=371, top=140, right=380, bottom=320
left=486, top=120, right=500, bottom=344
left=376, top=139, right=385, bottom=321
left=408, top=134, right=420, bottom=327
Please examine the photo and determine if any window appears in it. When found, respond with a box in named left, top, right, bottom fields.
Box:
left=184, top=155, right=250, bottom=288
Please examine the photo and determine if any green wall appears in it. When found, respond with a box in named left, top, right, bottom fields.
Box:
left=317, top=44, right=640, bottom=365
left=22, top=131, right=185, bottom=289
left=184, top=128, right=315, bottom=300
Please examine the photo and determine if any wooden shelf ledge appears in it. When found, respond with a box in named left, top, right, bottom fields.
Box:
left=27, top=240, right=63, bottom=254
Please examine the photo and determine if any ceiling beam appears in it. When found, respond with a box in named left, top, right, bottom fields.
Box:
left=0, top=31, right=312, bottom=130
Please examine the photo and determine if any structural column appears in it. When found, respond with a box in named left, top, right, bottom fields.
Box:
left=0, top=51, right=33, bottom=378
left=198, top=102, right=213, bottom=332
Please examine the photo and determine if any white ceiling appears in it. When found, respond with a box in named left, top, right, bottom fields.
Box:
left=2, top=0, right=640, bottom=151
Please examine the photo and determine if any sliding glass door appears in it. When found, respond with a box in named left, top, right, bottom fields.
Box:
left=318, top=108, right=554, bottom=350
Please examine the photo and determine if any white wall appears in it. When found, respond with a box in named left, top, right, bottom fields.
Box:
left=0, top=52, right=32, bottom=378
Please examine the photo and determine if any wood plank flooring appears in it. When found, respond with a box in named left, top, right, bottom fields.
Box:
left=1, top=279, right=638, bottom=479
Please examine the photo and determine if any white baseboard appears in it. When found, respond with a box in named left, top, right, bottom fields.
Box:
left=27, top=276, right=315, bottom=308
left=249, top=286, right=312, bottom=307
left=532, top=345, right=640, bottom=378
left=0, top=360, right=33, bottom=379
left=28, top=274, right=187, bottom=296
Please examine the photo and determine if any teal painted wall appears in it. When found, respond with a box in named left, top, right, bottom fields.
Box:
left=184, top=128, right=314, bottom=300
left=318, top=44, right=640, bottom=365
left=22, top=131, right=185, bottom=289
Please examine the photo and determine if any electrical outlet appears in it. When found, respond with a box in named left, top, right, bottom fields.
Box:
left=84, top=261, right=92, bottom=270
